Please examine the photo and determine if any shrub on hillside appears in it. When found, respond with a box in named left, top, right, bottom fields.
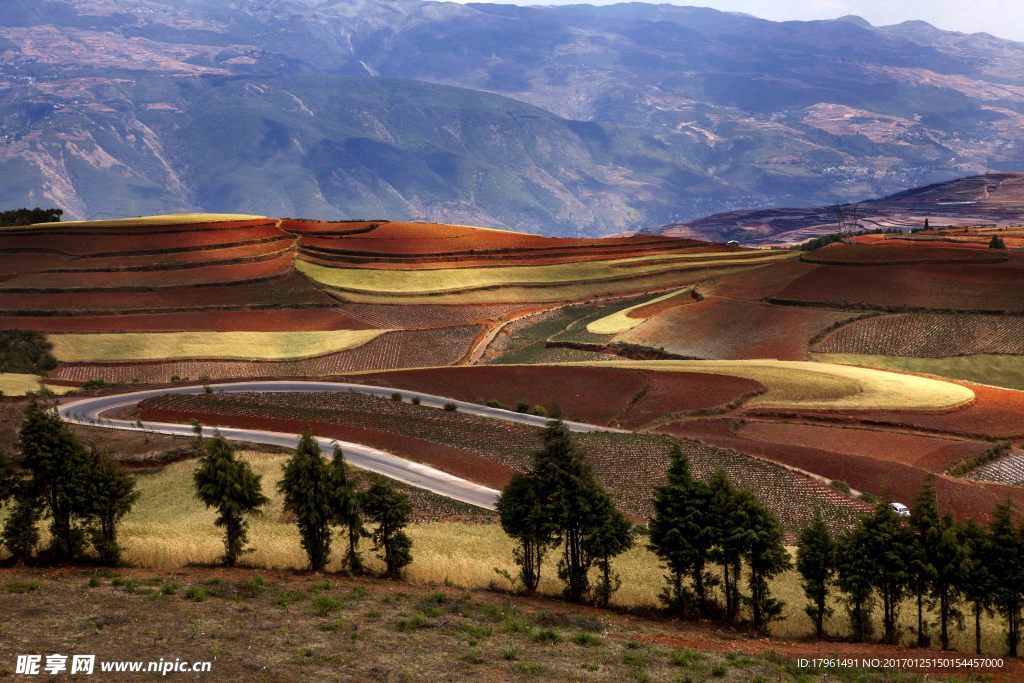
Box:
left=0, top=331, right=57, bottom=374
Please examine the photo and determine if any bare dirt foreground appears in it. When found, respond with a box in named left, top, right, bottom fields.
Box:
left=0, top=568, right=1007, bottom=682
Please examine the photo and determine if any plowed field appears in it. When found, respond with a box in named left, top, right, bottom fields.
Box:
left=355, top=365, right=764, bottom=428
left=773, top=259, right=1024, bottom=312
left=51, top=326, right=480, bottom=383
left=812, top=313, right=1024, bottom=356
left=664, top=419, right=1024, bottom=523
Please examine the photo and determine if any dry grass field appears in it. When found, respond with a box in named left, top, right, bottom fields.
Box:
left=48, top=329, right=386, bottom=362
left=0, top=373, right=73, bottom=396
left=4, top=451, right=996, bottom=658
left=1, top=568, right=970, bottom=683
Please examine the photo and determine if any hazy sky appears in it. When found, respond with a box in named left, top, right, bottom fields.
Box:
left=446, top=1, right=1024, bottom=42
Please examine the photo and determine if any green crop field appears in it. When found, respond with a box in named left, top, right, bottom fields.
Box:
left=813, top=353, right=1024, bottom=391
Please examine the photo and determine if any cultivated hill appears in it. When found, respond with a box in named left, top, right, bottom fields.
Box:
left=665, top=173, right=1024, bottom=244
left=5, top=1, right=1024, bottom=234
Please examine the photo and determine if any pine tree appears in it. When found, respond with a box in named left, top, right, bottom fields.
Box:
left=744, top=494, right=791, bottom=629
left=361, top=480, right=413, bottom=578
left=193, top=434, right=269, bottom=567
left=862, top=498, right=913, bottom=644
left=531, top=420, right=597, bottom=601
left=961, top=518, right=994, bottom=655
left=909, top=476, right=940, bottom=647
left=278, top=430, right=333, bottom=571
left=1, top=493, right=41, bottom=564
left=988, top=500, right=1023, bottom=656
left=932, top=513, right=965, bottom=650
left=648, top=445, right=714, bottom=615
left=83, top=450, right=138, bottom=565
left=990, top=234, right=1007, bottom=250
left=708, top=471, right=748, bottom=621
left=797, top=512, right=836, bottom=638
left=584, top=489, right=633, bottom=608
left=329, top=445, right=365, bottom=575
left=496, top=473, right=549, bottom=594
left=17, top=403, right=95, bottom=561
left=837, top=523, right=875, bottom=641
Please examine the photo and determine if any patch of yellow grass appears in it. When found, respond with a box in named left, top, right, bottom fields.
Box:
left=110, top=458, right=1006, bottom=654
left=48, top=329, right=385, bottom=362
left=557, top=359, right=975, bottom=411
left=298, top=252, right=791, bottom=296
left=21, top=213, right=267, bottom=229
left=0, top=373, right=74, bottom=396
left=586, top=287, right=692, bottom=335
left=322, top=266, right=772, bottom=305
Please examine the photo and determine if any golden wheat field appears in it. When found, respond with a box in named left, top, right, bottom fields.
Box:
left=48, top=329, right=386, bottom=362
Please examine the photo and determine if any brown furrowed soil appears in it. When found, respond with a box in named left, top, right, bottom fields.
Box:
left=0, top=309, right=376, bottom=332
left=664, top=418, right=1023, bottom=523
left=772, top=258, right=1024, bottom=312
left=812, top=312, right=1024, bottom=356
left=0, top=568, right=980, bottom=682
left=356, top=365, right=764, bottom=428
left=620, top=297, right=856, bottom=360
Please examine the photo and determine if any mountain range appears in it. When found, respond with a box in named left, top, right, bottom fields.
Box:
left=3, top=0, right=1024, bottom=236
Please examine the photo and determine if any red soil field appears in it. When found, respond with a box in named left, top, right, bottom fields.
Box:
left=1, top=219, right=271, bottom=236
left=60, top=237, right=293, bottom=271
left=802, top=242, right=1006, bottom=265
left=700, top=258, right=817, bottom=300
left=279, top=220, right=379, bottom=235
left=663, top=419, right=1024, bottom=523
left=354, top=366, right=764, bottom=428
left=773, top=259, right=1024, bottom=312
left=0, top=223, right=283, bottom=257
left=0, top=309, right=374, bottom=333
left=0, top=252, right=72, bottom=277
left=51, top=325, right=481, bottom=384
left=737, top=420, right=990, bottom=471
left=0, top=271, right=334, bottom=314
left=0, top=252, right=294, bottom=291
left=621, top=296, right=854, bottom=360
left=138, top=406, right=515, bottom=490
left=773, top=383, right=1024, bottom=440
left=299, top=221, right=713, bottom=257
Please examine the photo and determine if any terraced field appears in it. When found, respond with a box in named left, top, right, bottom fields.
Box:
left=813, top=313, right=1024, bottom=356
left=297, top=251, right=791, bottom=304
left=52, top=326, right=481, bottom=384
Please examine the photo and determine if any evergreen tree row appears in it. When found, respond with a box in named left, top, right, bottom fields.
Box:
left=0, top=404, right=138, bottom=564
left=796, top=475, right=1024, bottom=656
left=194, top=428, right=413, bottom=576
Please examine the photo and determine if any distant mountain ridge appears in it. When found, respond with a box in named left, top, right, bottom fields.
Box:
left=2, top=0, right=1024, bottom=235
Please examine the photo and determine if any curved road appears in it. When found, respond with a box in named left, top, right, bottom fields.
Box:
left=59, top=381, right=623, bottom=510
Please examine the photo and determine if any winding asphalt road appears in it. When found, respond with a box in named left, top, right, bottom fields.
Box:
left=58, top=381, right=623, bottom=510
